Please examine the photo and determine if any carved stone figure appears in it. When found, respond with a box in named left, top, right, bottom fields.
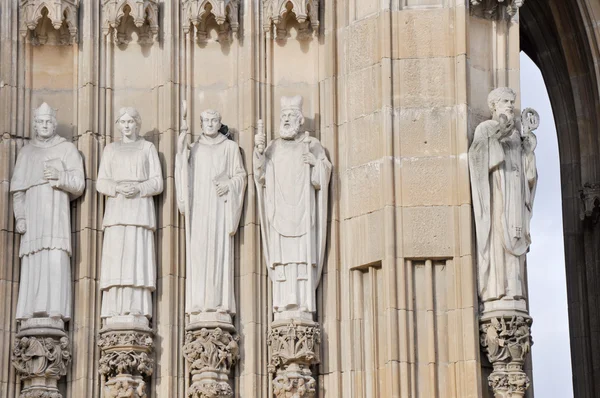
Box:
left=254, top=95, right=331, bottom=321
left=175, top=108, right=247, bottom=325
left=98, top=107, right=163, bottom=328
left=469, top=88, right=539, bottom=315
left=11, top=102, right=85, bottom=323
left=480, top=316, right=533, bottom=398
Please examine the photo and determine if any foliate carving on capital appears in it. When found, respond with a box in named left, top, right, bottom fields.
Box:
left=12, top=336, right=71, bottom=380
left=470, top=0, right=524, bottom=19
left=268, top=321, right=320, bottom=398
left=183, top=0, right=240, bottom=44
left=182, top=327, right=239, bottom=398
left=102, top=0, right=159, bottom=45
left=480, top=316, right=532, bottom=398
left=263, top=0, right=319, bottom=40
left=20, top=0, right=79, bottom=45
left=98, top=331, right=154, bottom=380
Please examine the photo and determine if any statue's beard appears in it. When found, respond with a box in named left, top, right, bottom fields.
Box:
left=280, top=123, right=300, bottom=139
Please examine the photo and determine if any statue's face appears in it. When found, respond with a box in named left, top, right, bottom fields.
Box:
left=202, top=114, right=221, bottom=137
left=494, top=94, right=516, bottom=123
left=118, top=113, right=138, bottom=138
left=280, top=109, right=302, bottom=139
left=35, top=115, right=56, bottom=139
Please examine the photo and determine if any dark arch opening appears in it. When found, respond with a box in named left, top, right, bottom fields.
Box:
left=521, top=1, right=600, bottom=396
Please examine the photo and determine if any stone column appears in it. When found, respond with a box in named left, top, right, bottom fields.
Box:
left=267, top=319, right=320, bottom=397
left=182, top=322, right=239, bottom=397
left=12, top=319, right=71, bottom=398
left=98, top=327, right=154, bottom=398
left=480, top=315, right=533, bottom=398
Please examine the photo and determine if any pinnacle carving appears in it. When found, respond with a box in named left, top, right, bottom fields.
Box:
left=470, top=0, right=524, bottom=19
left=183, top=0, right=240, bottom=44
left=268, top=320, right=320, bottom=398
left=20, top=0, right=79, bottom=45
left=262, top=0, right=319, bottom=40
left=480, top=316, right=533, bottom=398
left=98, top=330, right=154, bottom=398
left=182, top=327, right=239, bottom=398
left=580, top=183, right=600, bottom=224
left=102, top=0, right=159, bottom=45
left=12, top=335, right=71, bottom=398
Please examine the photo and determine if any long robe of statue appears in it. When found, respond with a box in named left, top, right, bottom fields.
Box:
left=175, top=109, right=247, bottom=320
left=469, top=87, right=538, bottom=306
left=254, top=96, right=331, bottom=318
left=97, top=107, right=163, bottom=324
left=10, top=103, right=85, bottom=321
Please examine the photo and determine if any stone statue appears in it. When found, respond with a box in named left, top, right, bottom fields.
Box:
left=97, top=107, right=163, bottom=327
left=10, top=102, right=85, bottom=322
left=469, top=87, right=539, bottom=314
left=175, top=108, right=247, bottom=324
left=253, top=95, right=332, bottom=320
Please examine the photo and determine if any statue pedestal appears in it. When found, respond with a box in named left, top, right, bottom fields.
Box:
left=12, top=318, right=71, bottom=398
left=183, top=318, right=239, bottom=398
left=480, top=311, right=533, bottom=398
left=268, top=318, right=320, bottom=398
left=98, top=324, right=154, bottom=398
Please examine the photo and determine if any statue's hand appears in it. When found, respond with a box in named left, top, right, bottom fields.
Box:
left=254, top=133, right=266, bottom=155
left=302, top=152, right=317, bottom=166
left=16, top=219, right=26, bottom=234
left=215, top=181, right=230, bottom=197
left=177, top=131, right=187, bottom=154
left=123, top=183, right=140, bottom=198
left=43, top=165, right=60, bottom=181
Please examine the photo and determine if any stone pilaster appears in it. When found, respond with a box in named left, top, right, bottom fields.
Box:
left=182, top=322, right=239, bottom=398
left=12, top=319, right=71, bottom=398
left=267, top=319, right=320, bottom=398
left=98, top=328, right=154, bottom=398
left=480, top=315, right=533, bottom=398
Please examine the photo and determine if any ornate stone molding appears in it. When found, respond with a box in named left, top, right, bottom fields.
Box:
left=12, top=335, right=71, bottom=398
left=268, top=320, right=320, bottom=398
left=98, top=330, right=154, bottom=398
left=20, top=0, right=79, bottom=45
left=480, top=316, right=533, bottom=398
left=102, top=0, right=159, bottom=45
left=182, top=0, right=240, bottom=44
left=470, top=0, right=524, bottom=19
left=182, top=327, right=239, bottom=398
left=580, top=183, right=600, bottom=224
left=262, top=0, right=319, bottom=40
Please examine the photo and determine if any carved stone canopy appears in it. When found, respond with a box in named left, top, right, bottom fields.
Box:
left=102, top=0, right=159, bottom=45
left=183, top=0, right=240, bottom=44
left=263, top=0, right=319, bottom=40
left=20, top=0, right=79, bottom=45
left=470, top=0, right=524, bottom=19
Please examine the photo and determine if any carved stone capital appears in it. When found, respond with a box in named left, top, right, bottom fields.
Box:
left=183, top=0, right=239, bottom=44
left=20, top=0, right=79, bottom=45
left=262, top=0, right=319, bottom=40
left=580, top=183, right=600, bottom=224
left=183, top=326, right=239, bottom=398
left=480, top=315, right=533, bottom=398
left=268, top=319, right=320, bottom=398
left=102, top=0, right=159, bottom=45
left=470, top=0, right=524, bottom=20
left=98, top=329, right=154, bottom=398
left=12, top=333, right=71, bottom=398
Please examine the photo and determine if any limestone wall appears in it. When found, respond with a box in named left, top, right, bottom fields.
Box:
left=0, top=1, right=525, bottom=397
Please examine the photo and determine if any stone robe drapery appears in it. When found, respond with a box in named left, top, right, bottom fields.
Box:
left=254, top=134, right=331, bottom=314
left=97, top=139, right=163, bottom=319
left=175, top=134, right=246, bottom=316
left=469, top=120, right=537, bottom=303
left=10, top=135, right=85, bottom=320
